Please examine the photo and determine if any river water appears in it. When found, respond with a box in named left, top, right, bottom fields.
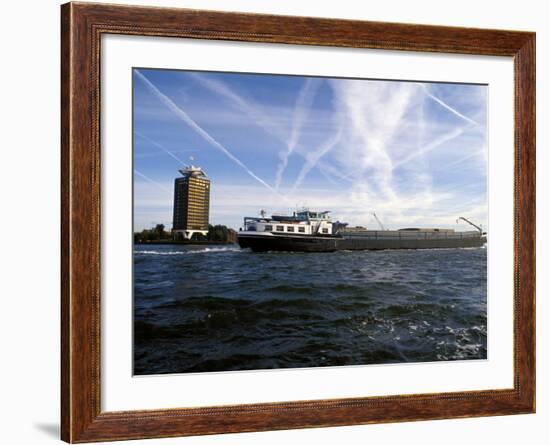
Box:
left=133, top=244, right=487, bottom=375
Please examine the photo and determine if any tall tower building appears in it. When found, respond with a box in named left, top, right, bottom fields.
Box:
left=172, top=165, right=210, bottom=239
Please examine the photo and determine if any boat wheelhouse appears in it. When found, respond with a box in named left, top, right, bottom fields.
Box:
left=243, top=210, right=334, bottom=236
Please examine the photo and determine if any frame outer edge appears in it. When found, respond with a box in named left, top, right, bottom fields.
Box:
left=60, top=2, right=536, bottom=442
left=60, top=2, right=72, bottom=442
left=62, top=2, right=101, bottom=442
left=515, top=33, right=536, bottom=412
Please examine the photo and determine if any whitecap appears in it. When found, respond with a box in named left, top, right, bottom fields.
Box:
left=134, top=246, right=242, bottom=256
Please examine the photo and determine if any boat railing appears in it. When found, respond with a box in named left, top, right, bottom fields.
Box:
left=342, top=230, right=481, bottom=240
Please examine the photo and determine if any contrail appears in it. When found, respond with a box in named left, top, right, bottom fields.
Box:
left=443, top=150, right=483, bottom=169
left=134, top=169, right=171, bottom=193
left=416, top=93, right=425, bottom=152
left=422, top=85, right=480, bottom=126
left=190, top=73, right=348, bottom=185
left=306, top=158, right=352, bottom=184
left=290, top=128, right=342, bottom=194
left=392, top=124, right=473, bottom=170
left=275, top=78, right=322, bottom=191
left=189, top=73, right=284, bottom=141
left=135, top=69, right=276, bottom=193
left=134, top=130, right=186, bottom=165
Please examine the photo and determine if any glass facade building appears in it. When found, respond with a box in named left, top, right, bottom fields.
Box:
left=173, top=166, right=210, bottom=238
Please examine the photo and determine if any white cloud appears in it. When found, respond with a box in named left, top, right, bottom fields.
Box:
left=133, top=176, right=487, bottom=233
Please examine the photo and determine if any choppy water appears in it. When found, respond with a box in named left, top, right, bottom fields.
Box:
left=133, top=244, right=487, bottom=375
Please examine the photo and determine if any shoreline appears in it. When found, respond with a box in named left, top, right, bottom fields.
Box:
left=134, top=240, right=237, bottom=246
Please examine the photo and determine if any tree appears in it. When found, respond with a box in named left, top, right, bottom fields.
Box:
left=154, top=224, right=165, bottom=238
left=207, top=224, right=229, bottom=242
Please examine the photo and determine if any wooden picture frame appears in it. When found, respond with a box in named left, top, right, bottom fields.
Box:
left=61, top=2, right=535, bottom=442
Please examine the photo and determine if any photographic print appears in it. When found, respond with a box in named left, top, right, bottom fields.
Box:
left=133, top=68, right=488, bottom=375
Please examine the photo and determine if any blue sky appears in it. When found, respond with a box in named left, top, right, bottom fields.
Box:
left=133, top=68, right=487, bottom=232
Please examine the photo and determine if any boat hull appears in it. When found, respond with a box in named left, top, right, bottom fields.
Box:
left=237, top=232, right=487, bottom=253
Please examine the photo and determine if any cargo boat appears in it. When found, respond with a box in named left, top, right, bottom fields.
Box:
left=237, top=209, right=486, bottom=253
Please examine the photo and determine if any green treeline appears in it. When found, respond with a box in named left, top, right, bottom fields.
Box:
left=134, top=224, right=235, bottom=243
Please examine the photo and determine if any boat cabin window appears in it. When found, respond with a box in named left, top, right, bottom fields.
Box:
left=296, top=211, right=330, bottom=220
left=322, top=228, right=329, bottom=234
left=264, top=225, right=272, bottom=231
left=287, top=226, right=294, bottom=232
left=298, top=227, right=305, bottom=233
left=276, top=225, right=284, bottom=232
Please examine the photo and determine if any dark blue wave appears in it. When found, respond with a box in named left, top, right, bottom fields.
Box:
left=133, top=244, right=487, bottom=374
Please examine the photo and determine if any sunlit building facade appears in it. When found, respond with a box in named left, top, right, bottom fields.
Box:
left=173, top=166, right=210, bottom=239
